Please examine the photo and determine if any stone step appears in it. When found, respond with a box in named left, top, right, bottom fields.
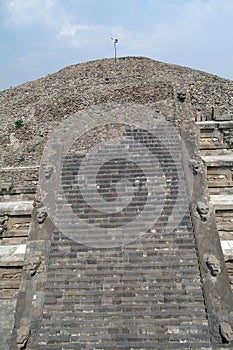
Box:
left=47, top=257, right=198, bottom=270
left=44, top=293, right=205, bottom=305
left=38, top=324, right=210, bottom=335
left=36, top=341, right=212, bottom=350
left=46, top=261, right=199, bottom=271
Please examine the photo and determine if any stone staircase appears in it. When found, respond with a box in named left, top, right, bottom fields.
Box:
left=1, top=108, right=232, bottom=349
left=0, top=166, right=38, bottom=350
left=30, top=125, right=212, bottom=349
left=196, top=106, right=233, bottom=288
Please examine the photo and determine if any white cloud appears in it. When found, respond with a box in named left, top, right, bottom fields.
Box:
left=59, top=23, right=105, bottom=37
left=5, top=0, right=66, bottom=26
left=57, top=0, right=233, bottom=57
left=58, top=22, right=132, bottom=51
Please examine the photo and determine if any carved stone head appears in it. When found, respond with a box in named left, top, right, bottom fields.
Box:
left=44, top=166, right=53, bottom=180
left=189, top=159, right=202, bottom=176
left=197, top=202, right=209, bottom=221
left=26, top=258, right=41, bottom=277
left=36, top=211, right=47, bottom=224
left=220, top=321, right=233, bottom=342
left=206, top=254, right=221, bottom=277
left=223, top=129, right=233, bottom=147
left=17, top=319, right=31, bottom=349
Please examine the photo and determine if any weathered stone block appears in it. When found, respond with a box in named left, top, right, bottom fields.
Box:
left=213, top=106, right=233, bottom=121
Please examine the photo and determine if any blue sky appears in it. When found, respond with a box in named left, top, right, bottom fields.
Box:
left=1, top=0, right=233, bottom=91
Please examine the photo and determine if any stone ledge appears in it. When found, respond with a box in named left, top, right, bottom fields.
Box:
left=196, top=121, right=233, bottom=128
left=221, top=241, right=233, bottom=261
left=1, top=166, right=40, bottom=171
left=221, top=241, right=233, bottom=250
left=0, top=201, right=33, bottom=215
left=202, top=155, right=233, bottom=167
left=0, top=244, right=26, bottom=266
left=210, top=195, right=233, bottom=210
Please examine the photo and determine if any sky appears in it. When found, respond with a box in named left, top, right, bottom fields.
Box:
left=1, top=0, right=233, bottom=91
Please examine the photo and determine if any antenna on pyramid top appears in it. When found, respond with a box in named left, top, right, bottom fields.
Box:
left=111, top=37, right=118, bottom=62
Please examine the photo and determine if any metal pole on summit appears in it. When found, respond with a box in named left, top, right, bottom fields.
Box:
left=111, top=37, right=118, bottom=62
